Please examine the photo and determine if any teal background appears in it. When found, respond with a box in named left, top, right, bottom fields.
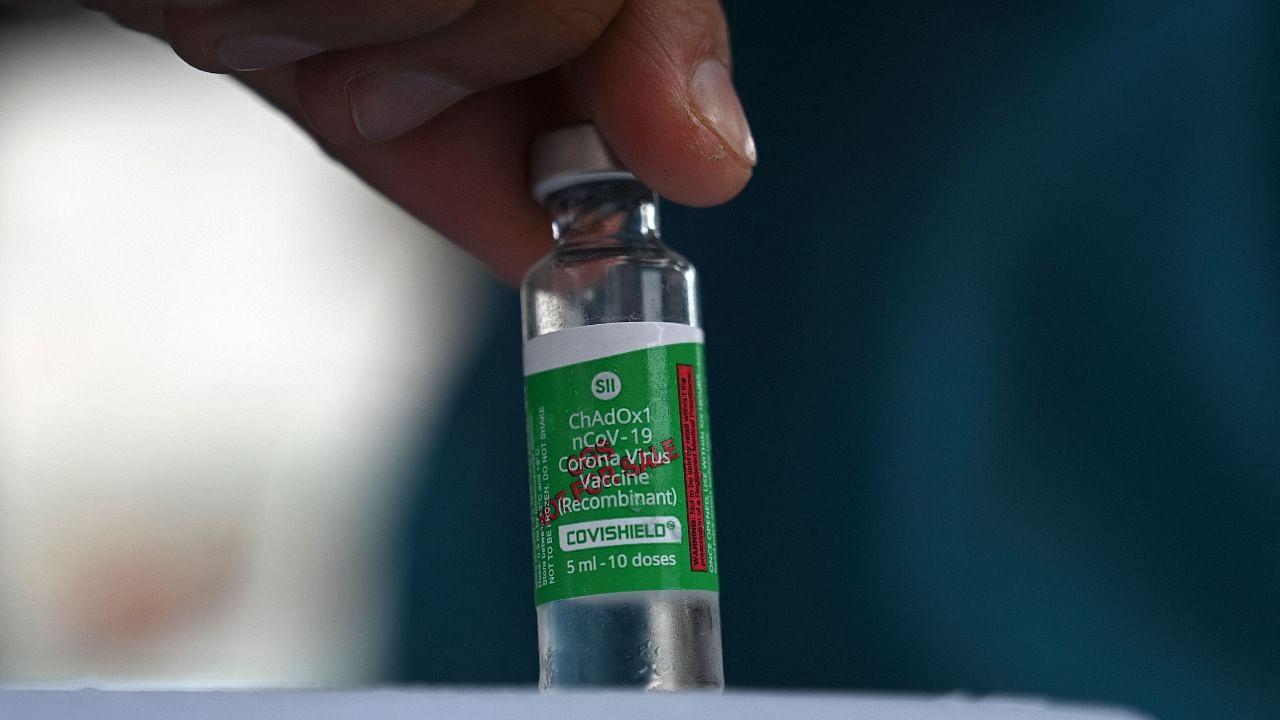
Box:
left=392, top=3, right=1278, bottom=719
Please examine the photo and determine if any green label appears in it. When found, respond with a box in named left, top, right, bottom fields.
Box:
left=524, top=327, right=718, bottom=605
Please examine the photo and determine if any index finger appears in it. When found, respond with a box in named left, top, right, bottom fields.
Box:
left=240, top=65, right=556, bottom=284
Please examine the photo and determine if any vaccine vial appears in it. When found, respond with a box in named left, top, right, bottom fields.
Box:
left=521, top=123, right=723, bottom=691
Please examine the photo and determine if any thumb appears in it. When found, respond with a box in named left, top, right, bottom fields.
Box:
left=570, top=0, right=756, bottom=208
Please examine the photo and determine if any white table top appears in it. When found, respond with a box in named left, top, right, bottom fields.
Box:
left=0, top=689, right=1153, bottom=719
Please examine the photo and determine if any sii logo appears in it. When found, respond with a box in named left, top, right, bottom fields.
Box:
left=590, top=371, right=621, bottom=400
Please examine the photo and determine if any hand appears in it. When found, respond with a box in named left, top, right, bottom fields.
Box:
left=85, top=0, right=757, bottom=283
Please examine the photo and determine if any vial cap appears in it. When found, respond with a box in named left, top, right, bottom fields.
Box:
left=529, top=122, right=637, bottom=203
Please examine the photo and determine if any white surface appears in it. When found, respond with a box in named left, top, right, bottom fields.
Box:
left=0, top=690, right=1153, bottom=719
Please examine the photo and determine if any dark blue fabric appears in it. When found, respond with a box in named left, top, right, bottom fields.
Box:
left=394, top=2, right=1279, bottom=719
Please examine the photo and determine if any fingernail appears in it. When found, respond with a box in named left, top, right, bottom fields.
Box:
left=689, top=59, right=757, bottom=167
left=216, top=36, right=323, bottom=72
left=347, top=70, right=468, bottom=143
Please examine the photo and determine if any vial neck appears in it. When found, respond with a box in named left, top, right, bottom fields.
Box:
left=547, top=180, right=660, bottom=248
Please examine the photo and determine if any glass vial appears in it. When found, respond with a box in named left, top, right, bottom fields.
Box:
left=520, top=123, right=723, bottom=691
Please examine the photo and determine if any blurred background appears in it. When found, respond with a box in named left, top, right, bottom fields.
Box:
left=1, top=3, right=1277, bottom=720
left=0, top=4, right=487, bottom=684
